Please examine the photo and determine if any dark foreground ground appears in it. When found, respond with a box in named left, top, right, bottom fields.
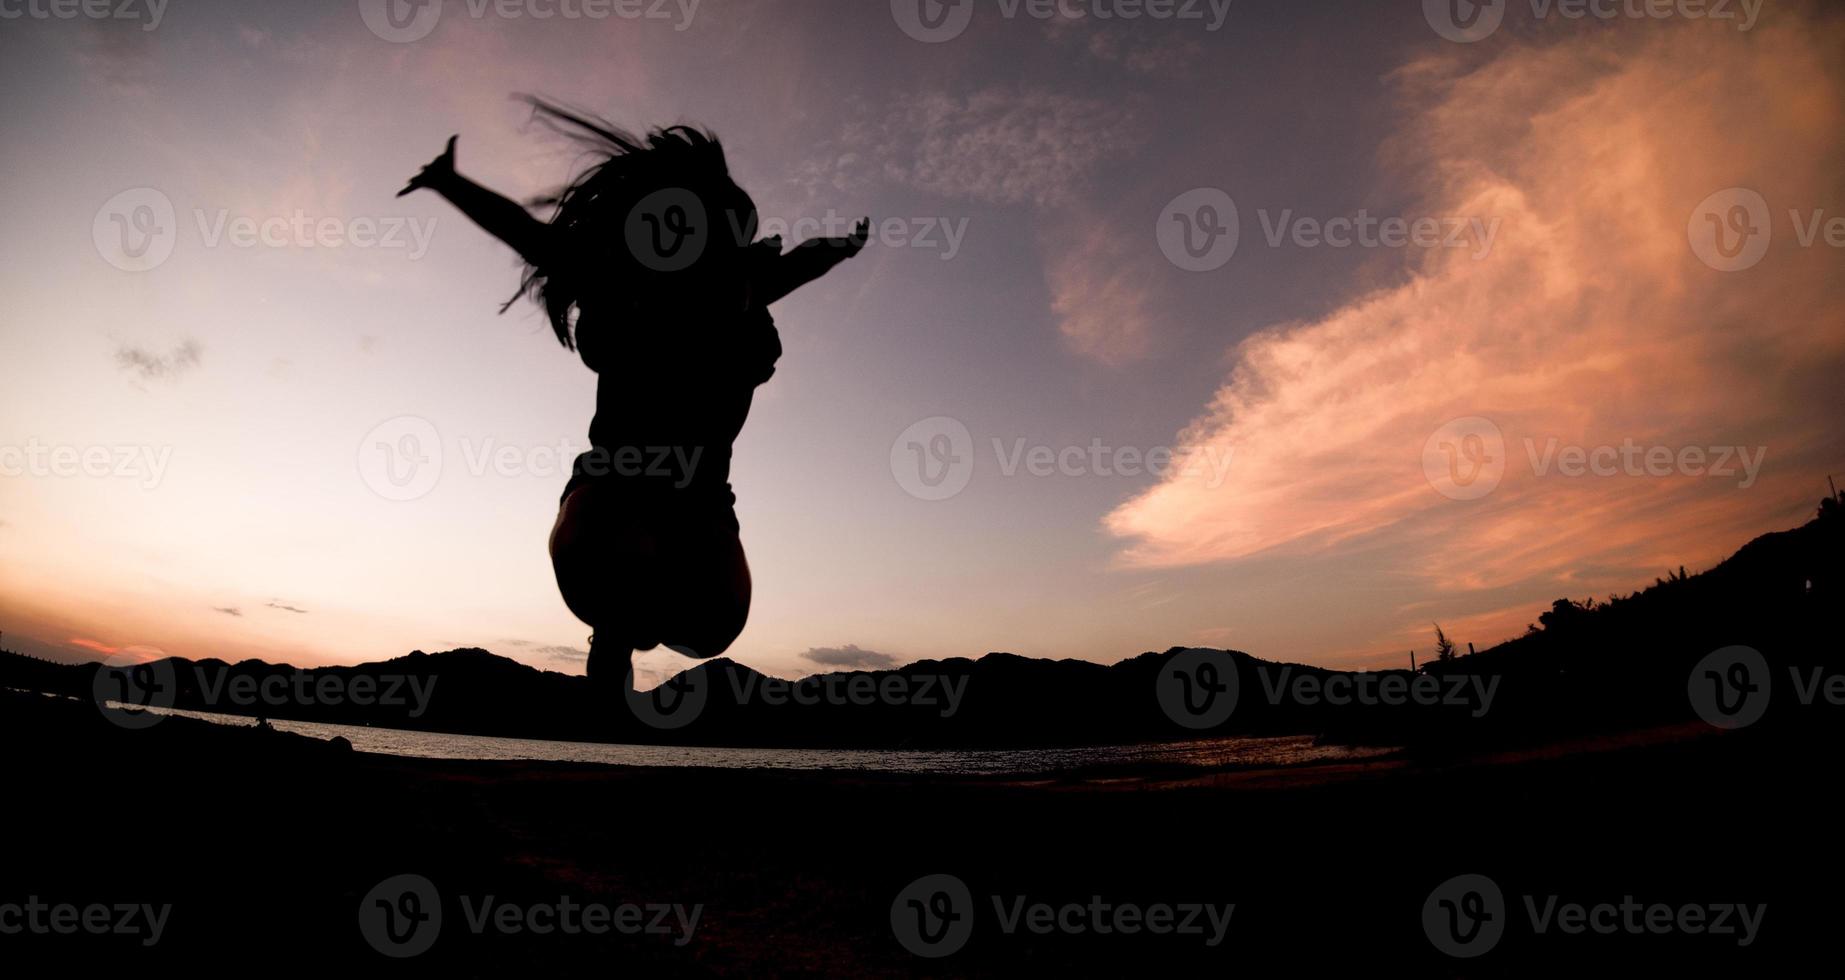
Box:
left=2, top=687, right=1837, bottom=975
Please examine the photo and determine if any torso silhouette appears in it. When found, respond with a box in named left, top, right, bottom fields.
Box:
left=565, top=295, right=782, bottom=520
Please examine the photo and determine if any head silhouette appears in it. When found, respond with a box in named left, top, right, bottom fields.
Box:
left=505, top=96, right=760, bottom=351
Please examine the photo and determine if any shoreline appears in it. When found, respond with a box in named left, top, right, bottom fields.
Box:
left=5, top=685, right=1827, bottom=972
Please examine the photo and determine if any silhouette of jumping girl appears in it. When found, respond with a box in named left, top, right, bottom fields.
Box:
left=400, top=99, right=865, bottom=686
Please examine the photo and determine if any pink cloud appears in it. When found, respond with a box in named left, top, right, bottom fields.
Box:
left=1042, top=214, right=1157, bottom=363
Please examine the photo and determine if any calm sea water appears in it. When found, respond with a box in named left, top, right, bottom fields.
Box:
left=115, top=701, right=1398, bottom=775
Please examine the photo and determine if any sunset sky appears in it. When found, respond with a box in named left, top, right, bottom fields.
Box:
left=2, top=0, right=1841, bottom=680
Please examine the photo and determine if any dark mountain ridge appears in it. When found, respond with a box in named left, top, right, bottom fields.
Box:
left=5, top=498, right=1838, bottom=750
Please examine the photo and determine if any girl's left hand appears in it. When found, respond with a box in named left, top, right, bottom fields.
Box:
left=397, top=135, right=459, bottom=198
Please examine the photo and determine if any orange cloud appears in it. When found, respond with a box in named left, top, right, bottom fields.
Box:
left=1107, top=14, right=1845, bottom=613
left=65, top=637, right=168, bottom=664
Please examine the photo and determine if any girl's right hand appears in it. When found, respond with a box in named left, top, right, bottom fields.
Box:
left=396, top=135, right=459, bottom=197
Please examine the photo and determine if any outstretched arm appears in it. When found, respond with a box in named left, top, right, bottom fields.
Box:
left=754, top=218, right=869, bottom=306
left=399, top=136, right=555, bottom=266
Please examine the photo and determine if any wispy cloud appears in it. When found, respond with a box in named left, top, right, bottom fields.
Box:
left=212, top=607, right=243, bottom=617
left=817, top=88, right=1141, bottom=208
left=75, top=19, right=159, bottom=97
left=266, top=601, right=309, bottom=615
left=115, top=339, right=202, bottom=382
left=799, top=644, right=900, bottom=671
left=1041, top=212, right=1157, bottom=363
left=1045, top=20, right=1205, bottom=75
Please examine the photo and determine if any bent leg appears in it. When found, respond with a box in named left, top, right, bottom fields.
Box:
left=657, top=529, right=752, bottom=660
left=550, top=483, right=660, bottom=648
left=549, top=483, right=752, bottom=659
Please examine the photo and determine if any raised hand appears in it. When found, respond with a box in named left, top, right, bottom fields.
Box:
left=810, top=217, right=869, bottom=257
left=397, top=135, right=459, bottom=198
left=757, top=218, right=871, bottom=306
